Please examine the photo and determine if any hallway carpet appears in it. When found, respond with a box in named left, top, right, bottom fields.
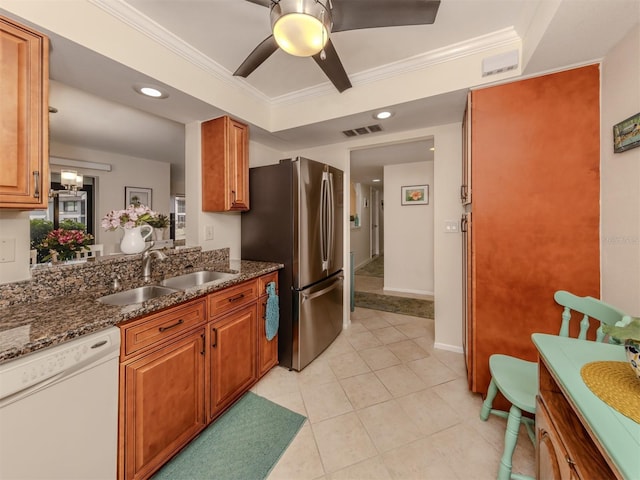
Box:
left=354, top=291, right=434, bottom=318
left=355, top=255, right=384, bottom=278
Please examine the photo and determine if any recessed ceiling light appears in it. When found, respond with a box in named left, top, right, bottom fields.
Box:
left=372, top=179, right=381, bottom=183
left=133, top=84, right=169, bottom=99
left=430, top=147, right=435, bottom=151
left=373, top=111, right=393, bottom=120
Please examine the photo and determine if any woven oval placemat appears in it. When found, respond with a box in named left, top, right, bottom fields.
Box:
left=581, top=361, right=640, bottom=424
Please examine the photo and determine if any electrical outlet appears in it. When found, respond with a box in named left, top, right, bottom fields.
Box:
left=0, top=238, right=16, bottom=262
left=205, top=225, right=214, bottom=241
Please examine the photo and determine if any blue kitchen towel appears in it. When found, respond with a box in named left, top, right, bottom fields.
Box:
left=265, top=281, right=279, bottom=341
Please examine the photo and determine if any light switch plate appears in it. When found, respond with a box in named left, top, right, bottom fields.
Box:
left=0, top=238, right=16, bottom=263
left=204, top=225, right=214, bottom=241
left=444, top=221, right=459, bottom=233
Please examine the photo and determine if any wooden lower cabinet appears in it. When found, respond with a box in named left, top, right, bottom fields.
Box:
left=209, top=303, right=258, bottom=420
left=258, top=271, right=279, bottom=376
left=120, top=327, right=206, bottom=480
left=118, top=272, right=280, bottom=479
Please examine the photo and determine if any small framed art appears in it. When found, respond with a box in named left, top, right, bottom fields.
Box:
left=125, top=186, right=152, bottom=208
left=401, top=185, right=429, bottom=205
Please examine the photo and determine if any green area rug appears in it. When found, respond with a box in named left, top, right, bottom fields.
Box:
left=355, top=255, right=384, bottom=277
left=354, top=291, right=434, bottom=319
left=152, top=392, right=306, bottom=480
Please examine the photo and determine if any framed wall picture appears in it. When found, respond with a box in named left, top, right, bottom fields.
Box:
left=401, top=185, right=429, bottom=205
left=613, top=112, right=640, bottom=153
left=125, top=186, right=152, bottom=208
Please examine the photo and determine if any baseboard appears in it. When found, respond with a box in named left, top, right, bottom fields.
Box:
left=383, top=286, right=433, bottom=296
left=434, top=342, right=464, bottom=354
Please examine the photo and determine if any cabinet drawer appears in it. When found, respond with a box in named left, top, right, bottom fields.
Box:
left=122, top=300, right=206, bottom=357
left=258, top=272, right=279, bottom=296
left=208, top=279, right=258, bottom=319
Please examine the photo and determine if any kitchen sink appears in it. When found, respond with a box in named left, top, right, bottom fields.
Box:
left=161, top=270, right=238, bottom=290
left=97, top=285, right=180, bottom=306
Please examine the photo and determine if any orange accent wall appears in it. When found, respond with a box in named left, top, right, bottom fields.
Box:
left=470, top=65, right=601, bottom=395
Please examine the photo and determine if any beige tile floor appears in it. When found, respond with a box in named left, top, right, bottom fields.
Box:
left=255, top=305, right=536, bottom=480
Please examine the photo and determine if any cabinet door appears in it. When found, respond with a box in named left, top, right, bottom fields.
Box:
left=0, top=16, right=49, bottom=208
left=122, top=328, right=206, bottom=480
left=258, top=296, right=279, bottom=377
left=201, top=116, right=249, bottom=212
left=258, top=272, right=279, bottom=377
left=228, top=118, right=249, bottom=210
left=209, top=304, right=258, bottom=420
left=536, top=398, right=573, bottom=480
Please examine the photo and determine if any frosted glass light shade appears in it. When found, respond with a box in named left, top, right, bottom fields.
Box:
left=60, top=169, right=77, bottom=188
left=273, top=14, right=328, bottom=56
left=271, top=0, right=331, bottom=57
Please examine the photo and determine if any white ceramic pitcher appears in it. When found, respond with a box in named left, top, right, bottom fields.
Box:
left=120, top=225, right=153, bottom=254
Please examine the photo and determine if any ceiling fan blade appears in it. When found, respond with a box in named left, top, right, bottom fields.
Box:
left=312, top=39, right=352, bottom=93
left=244, top=0, right=272, bottom=7
left=233, top=35, right=279, bottom=77
left=332, top=0, right=441, bottom=32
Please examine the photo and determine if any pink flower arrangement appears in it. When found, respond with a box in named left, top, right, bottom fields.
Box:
left=39, top=229, right=94, bottom=261
left=101, top=204, right=157, bottom=231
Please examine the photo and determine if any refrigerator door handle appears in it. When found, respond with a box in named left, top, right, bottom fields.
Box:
left=327, top=172, right=335, bottom=271
left=301, top=274, right=344, bottom=302
left=320, top=171, right=330, bottom=271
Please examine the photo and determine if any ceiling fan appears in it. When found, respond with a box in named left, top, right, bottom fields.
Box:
left=234, top=0, right=441, bottom=93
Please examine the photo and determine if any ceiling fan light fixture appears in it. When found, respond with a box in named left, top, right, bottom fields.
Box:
left=271, top=0, right=331, bottom=57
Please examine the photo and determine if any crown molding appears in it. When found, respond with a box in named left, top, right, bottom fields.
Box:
left=88, top=0, right=272, bottom=104
left=88, top=0, right=520, bottom=107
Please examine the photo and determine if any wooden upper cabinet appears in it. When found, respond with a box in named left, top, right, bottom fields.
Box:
left=201, top=116, right=249, bottom=212
left=0, top=16, right=49, bottom=209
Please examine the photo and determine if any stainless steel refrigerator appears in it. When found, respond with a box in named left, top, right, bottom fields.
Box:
left=241, top=157, right=344, bottom=371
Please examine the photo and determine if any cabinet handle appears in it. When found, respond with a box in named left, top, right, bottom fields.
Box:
left=564, top=455, right=576, bottom=466
left=461, top=215, right=468, bottom=233
left=460, top=184, right=467, bottom=202
left=33, top=171, right=40, bottom=199
left=200, top=333, right=205, bottom=355
left=228, top=293, right=245, bottom=303
left=158, top=319, right=184, bottom=332
left=212, top=327, right=218, bottom=348
left=262, top=301, right=267, bottom=319
left=231, top=190, right=236, bottom=205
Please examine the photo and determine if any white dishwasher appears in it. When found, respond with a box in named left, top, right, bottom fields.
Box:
left=0, top=326, right=120, bottom=480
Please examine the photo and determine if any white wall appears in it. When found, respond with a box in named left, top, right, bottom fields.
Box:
left=600, top=23, right=640, bottom=316
left=384, top=162, right=434, bottom=296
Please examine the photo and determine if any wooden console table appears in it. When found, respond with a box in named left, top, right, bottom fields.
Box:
left=532, top=334, right=640, bottom=479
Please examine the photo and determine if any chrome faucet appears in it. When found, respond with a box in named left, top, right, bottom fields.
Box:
left=141, top=248, right=167, bottom=283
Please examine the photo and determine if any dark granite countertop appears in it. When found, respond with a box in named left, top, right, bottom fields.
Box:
left=0, top=259, right=282, bottom=365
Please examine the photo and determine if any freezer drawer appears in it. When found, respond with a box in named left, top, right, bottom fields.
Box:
left=293, top=273, right=344, bottom=371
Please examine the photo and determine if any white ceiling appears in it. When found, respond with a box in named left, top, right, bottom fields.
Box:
left=4, top=0, right=638, bottom=187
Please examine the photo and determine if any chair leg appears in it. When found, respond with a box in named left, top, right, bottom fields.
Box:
left=480, top=378, right=498, bottom=421
left=497, top=404, right=522, bottom=480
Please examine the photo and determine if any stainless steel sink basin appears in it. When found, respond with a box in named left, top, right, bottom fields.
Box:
left=161, top=271, right=238, bottom=290
left=97, top=285, right=180, bottom=306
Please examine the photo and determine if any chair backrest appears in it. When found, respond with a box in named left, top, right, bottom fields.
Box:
left=554, top=290, right=626, bottom=342
left=75, top=244, right=104, bottom=259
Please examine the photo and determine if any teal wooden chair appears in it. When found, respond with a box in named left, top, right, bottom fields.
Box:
left=479, top=290, right=626, bottom=480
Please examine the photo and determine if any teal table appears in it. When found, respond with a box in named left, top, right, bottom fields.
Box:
left=532, top=334, right=640, bottom=479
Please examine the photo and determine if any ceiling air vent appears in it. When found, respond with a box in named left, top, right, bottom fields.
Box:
left=341, top=124, right=383, bottom=137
